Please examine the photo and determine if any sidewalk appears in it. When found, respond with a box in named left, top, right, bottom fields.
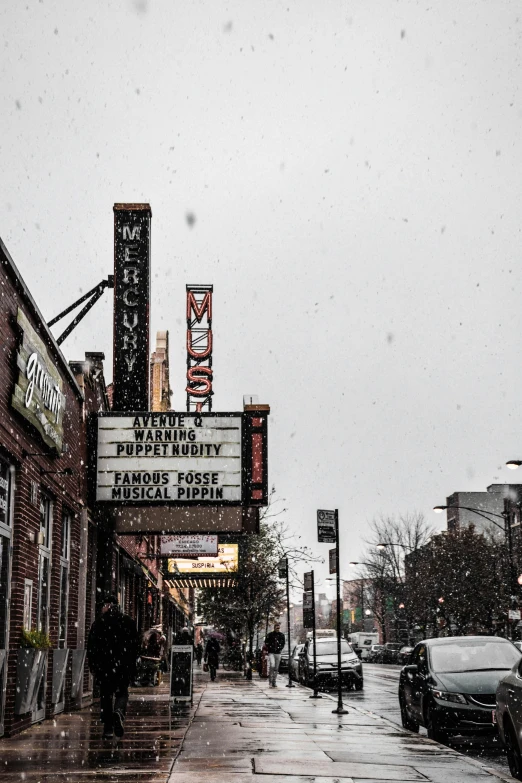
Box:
left=0, top=677, right=200, bottom=783
left=169, top=670, right=517, bottom=783
left=0, top=668, right=517, bottom=782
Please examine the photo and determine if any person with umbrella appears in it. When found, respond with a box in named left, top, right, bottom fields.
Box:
left=204, top=634, right=220, bottom=681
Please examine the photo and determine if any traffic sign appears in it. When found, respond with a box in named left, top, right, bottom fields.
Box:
left=278, top=558, right=288, bottom=579
left=329, top=547, right=337, bottom=574
left=317, top=509, right=336, bottom=543
left=303, top=590, right=314, bottom=630
left=303, top=571, right=313, bottom=592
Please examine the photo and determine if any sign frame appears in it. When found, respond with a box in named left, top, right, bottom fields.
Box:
left=11, top=308, right=66, bottom=453
left=94, top=411, right=242, bottom=507
left=93, top=410, right=269, bottom=509
left=160, top=535, right=218, bottom=558
left=166, top=542, right=239, bottom=578
left=112, top=204, right=151, bottom=413
left=317, top=509, right=336, bottom=543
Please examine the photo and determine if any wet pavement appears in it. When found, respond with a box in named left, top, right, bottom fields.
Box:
left=0, top=678, right=200, bottom=782
left=168, top=668, right=517, bottom=782
left=0, top=665, right=516, bottom=782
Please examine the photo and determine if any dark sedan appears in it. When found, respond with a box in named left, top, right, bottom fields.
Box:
left=398, top=636, right=521, bottom=743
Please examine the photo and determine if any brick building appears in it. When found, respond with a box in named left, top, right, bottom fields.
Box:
left=0, top=238, right=190, bottom=738
left=0, top=238, right=102, bottom=736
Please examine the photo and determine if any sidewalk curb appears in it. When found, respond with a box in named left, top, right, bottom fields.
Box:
left=166, top=680, right=207, bottom=778
left=276, top=676, right=517, bottom=783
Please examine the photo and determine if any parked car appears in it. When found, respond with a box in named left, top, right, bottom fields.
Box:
left=289, top=643, right=304, bottom=681
left=397, top=646, right=414, bottom=665
left=300, top=638, right=363, bottom=690
left=382, top=642, right=402, bottom=663
left=399, top=636, right=520, bottom=744
left=495, top=646, right=522, bottom=779
left=513, top=641, right=522, bottom=652
left=367, top=644, right=385, bottom=663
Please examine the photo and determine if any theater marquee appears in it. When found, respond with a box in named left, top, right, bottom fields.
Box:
left=96, top=411, right=242, bottom=504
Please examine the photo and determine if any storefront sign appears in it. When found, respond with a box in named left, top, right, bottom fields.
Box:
left=186, top=284, right=213, bottom=412
left=167, top=543, right=238, bottom=575
left=160, top=535, right=218, bottom=557
left=96, top=412, right=242, bottom=503
left=113, top=204, right=151, bottom=412
left=11, top=308, right=66, bottom=452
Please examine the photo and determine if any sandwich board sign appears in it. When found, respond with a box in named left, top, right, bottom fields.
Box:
left=170, top=645, right=193, bottom=703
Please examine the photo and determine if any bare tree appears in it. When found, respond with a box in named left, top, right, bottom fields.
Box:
left=359, top=512, right=434, bottom=643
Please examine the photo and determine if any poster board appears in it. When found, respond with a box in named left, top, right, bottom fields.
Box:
left=170, top=645, right=193, bottom=702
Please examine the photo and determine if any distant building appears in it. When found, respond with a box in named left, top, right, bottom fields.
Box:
left=150, top=331, right=171, bottom=412
left=443, top=484, right=522, bottom=535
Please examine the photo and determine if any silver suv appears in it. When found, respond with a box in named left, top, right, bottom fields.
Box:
left=299, top=638, right=363, bottom=690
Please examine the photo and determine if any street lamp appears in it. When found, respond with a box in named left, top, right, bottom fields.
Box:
left=506, top=460, right=522, bottom=470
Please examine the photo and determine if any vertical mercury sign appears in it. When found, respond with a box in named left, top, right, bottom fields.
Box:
left=113, top=203, right=151, bottom=412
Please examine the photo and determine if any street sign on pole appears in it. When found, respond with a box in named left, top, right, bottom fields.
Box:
left=317, top=509, right=336, bottom=543
left=329, top=548, right=337, bottom=574
left=278, top=559, right=288, bottom=579
left=304, top=571, right=313, bottom=592
left=303, top=591, right=313, bottom=628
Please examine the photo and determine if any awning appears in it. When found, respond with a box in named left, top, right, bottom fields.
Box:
left=121, top=554, right=143, bottom=577
left=165, top=576, right=237, bottom=589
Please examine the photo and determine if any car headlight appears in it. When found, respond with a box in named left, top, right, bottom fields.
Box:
left=432, top=689, right=467, bottom=704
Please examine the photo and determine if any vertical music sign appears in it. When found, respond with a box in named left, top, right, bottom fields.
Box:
left=186, top=284, right=213, bottom=412
left=113, top=203, right=151, bottom=412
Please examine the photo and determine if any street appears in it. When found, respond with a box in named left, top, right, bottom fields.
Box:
left=340, top=663, right=511, bottom=777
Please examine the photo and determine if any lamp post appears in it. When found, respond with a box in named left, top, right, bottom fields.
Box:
left=278, top=557, right=295, bottom=689
left=434, top=503, right=515, bottom=636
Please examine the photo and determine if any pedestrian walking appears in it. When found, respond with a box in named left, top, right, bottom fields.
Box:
left=265, top=622, right=286, bottom=687
left=195, top=642, right=203, bottom=666
left=87, top=594, right=139, bottom=740
left=204, top=635, right=220, bottom=681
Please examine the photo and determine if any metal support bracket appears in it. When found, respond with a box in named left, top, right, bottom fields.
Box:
left=48, top=276, right=114, bottom=345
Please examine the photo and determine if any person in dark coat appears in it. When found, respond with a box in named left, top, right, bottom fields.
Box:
left=87, top=594, right=139, bottom=739
left=195, top=642, right=203, bottom=666
left=204, top=636, right=220, bottom=681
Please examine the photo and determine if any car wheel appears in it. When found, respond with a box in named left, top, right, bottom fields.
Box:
left=354, top=678, right=364, bottom=691
left=399, top=693, right=419, bottom=732
left=426, top=706, right=448, bottom=744
left=505, top=722, right=522, bottom=780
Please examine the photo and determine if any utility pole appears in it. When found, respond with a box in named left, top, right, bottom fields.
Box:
left=309, top=570, right=321, bottom=699
left=332, top=510, right=348, bottom=715
left=285, top=558, right=294, bottom=688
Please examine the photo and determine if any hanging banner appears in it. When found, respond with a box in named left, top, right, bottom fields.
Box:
left=113, top=203, right=151, bottom=412
left=329, top=548, right=337, bottom=574
left=160, top=535, right=218, bottom=557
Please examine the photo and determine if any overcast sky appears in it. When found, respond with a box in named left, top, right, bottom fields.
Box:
left=2, top=0, right=522, bottom=595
